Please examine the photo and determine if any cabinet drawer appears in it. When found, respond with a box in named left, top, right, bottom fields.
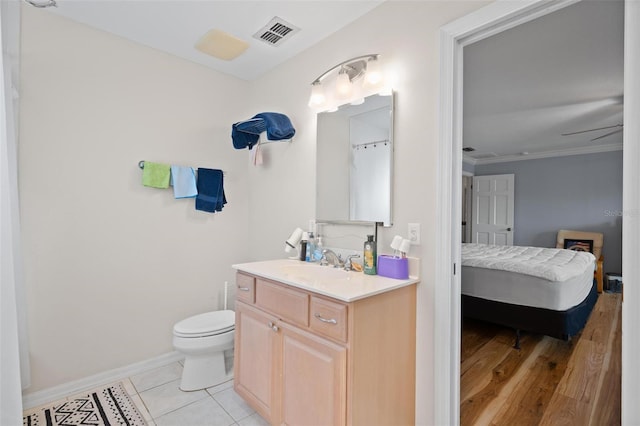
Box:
left=256, top=279, right=309, bottom=327
left=236, top=273, right=255, bottom=304
left=310, top=297, right=348, bottom=343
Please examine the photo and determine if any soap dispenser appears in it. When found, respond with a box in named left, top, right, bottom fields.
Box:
left=363, top=235, right=377, bottom=275
left=313, top=236, right=324, bottom=261
left=306, top=232, right=316, bottom=262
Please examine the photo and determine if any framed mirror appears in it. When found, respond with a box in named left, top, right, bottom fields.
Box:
left=316, top=93, right=394, bottom=226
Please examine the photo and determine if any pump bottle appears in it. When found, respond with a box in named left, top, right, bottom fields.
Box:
left=363, top=235, right=377, bottom=275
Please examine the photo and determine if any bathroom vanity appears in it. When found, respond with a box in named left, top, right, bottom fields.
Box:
left=232, top=259, right=418, bottom=426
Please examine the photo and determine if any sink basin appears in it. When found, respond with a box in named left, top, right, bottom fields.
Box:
left=279, top=263, right=352, bottom=282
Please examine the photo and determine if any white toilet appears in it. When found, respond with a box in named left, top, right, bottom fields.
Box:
left=172, top=310, right=235, bottom=391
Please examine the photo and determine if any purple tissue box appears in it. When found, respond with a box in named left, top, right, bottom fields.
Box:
left=377, top=255, right=409, bottom=279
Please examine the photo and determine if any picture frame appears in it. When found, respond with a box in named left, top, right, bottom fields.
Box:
left=563, top=238, right=594, bottom=253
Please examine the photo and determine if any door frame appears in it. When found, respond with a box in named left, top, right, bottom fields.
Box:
left=435, top=0, right=640, bottom=424
left=461, top=172, right=473, bottom=243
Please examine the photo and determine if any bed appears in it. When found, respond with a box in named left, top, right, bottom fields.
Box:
left=461, top=243, right=598, bottom=347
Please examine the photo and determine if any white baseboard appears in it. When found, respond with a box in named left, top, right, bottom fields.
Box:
left=22, top=351, right=185, bottom=410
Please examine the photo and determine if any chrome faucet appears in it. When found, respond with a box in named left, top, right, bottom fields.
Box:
left=344, top=254, right=361, bottom=271
left=321, top=249, right=343, bottom=268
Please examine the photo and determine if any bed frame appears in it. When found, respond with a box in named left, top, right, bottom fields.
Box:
left=461, top=279, right=598, bottom=348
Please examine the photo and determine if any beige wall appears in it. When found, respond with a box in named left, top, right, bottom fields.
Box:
left=248, top=2, right=486, bottom=424
left=19, top=7, right=252, bottom=391
left=19, top=1, right=488, bottom=424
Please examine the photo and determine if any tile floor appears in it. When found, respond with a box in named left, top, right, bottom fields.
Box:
left=123, top=362, right=269, bottom=426
left=123, top=361, right=268, bottom=426
left=23, top=359, right=268, bottom=426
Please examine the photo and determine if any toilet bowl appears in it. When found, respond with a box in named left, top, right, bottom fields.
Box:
left=173, top=310, right=235, bottom=391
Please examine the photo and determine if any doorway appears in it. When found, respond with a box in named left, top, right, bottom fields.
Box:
left=435, top=1, right=640, bottom=424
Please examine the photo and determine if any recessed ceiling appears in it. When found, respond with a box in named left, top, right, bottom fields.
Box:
left=43, top=0, right=384, bottom=81
left=463, top=0, right=624, bottom=163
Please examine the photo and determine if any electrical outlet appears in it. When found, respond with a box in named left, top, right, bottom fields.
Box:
left=408, top=223, right=421, bottom=245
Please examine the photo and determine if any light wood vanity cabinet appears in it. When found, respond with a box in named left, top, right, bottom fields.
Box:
left=234, top=272, right=416, bottom=426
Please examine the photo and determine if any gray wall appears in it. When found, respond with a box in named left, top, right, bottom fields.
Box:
left=463, top=160, right=475, bottom=174
left=475, top=150, right=622, bottom=273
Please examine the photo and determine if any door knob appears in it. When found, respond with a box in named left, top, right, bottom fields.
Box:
left=506, top=227, right=512, bottom=231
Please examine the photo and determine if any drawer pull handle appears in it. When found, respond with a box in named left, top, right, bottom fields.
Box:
left=314, top=313, right=338, bottom=325
left=267, top=321, right=279, bottom=332
left=238, top=286, right=250, bottom=292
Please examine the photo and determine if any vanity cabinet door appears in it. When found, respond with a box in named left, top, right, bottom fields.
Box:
left=280, top=323, right=347, bottom=426
left=234, top=302, right=282, bottom=423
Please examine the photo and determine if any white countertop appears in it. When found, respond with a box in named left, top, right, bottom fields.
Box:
left=232, top=258, right=419, bottom=303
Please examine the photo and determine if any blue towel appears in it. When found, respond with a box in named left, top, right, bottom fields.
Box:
left=195, top=168, right=226, bottom=213
left=232, top=112, right=295, bottom=150
left=255, top=112, right=296, bottom=141
left=170, top=165, right=198, bottom=199
left=232, top=122, right=260, bottom=150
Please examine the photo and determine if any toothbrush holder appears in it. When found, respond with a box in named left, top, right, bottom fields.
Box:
left=377, top=255, right=409, bottom=280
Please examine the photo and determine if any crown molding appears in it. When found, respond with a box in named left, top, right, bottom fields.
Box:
left=466, top=143, right=623, bottom=166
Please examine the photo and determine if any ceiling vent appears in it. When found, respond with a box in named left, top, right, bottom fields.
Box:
left=253, top=16, right=300, bottom=46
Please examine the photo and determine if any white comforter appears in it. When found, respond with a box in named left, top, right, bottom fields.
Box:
left=461, top=243, right=595, bottom=282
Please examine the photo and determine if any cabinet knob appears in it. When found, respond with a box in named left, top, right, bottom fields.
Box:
left=314, top=313, right=338, bottom=325
left=238, top=286, right=250, bottom=292
left=268, top=321, right=279, bottom=332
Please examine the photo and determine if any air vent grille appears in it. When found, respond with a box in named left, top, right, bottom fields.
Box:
left=253, top=16, right=300, bottom=46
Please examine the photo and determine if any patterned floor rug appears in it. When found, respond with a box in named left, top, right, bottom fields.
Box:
left=23, top=381, right=147, bottom=426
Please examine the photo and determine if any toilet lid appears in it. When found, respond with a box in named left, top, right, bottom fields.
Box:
left=173, top=310, right=235, bottom=337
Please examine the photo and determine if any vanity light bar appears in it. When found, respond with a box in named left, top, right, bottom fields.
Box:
left=308, top=54, right=384, bottom=109
left=310, top=54, right=379, bottom=85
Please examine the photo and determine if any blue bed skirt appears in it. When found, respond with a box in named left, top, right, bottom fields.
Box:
left=462, top=279, right=598, bottom=341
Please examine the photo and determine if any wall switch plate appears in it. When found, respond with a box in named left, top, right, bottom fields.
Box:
left=408, top=223, right=421, bottom=245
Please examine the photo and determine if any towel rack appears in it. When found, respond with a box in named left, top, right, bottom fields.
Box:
left=138, top=161, right=226, bottom=175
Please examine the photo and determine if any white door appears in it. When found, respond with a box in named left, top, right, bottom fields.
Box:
left=471, top=174, right=514, bottom=245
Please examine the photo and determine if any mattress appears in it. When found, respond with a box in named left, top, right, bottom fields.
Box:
left=461, top=243, right=596, bottom=311
left=461, top=243, right=595, bottom=281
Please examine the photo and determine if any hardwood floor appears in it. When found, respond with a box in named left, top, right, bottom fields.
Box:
left=460, top=292, right=621, bottom=426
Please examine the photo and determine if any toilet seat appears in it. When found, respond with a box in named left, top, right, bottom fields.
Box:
left=173, top=310, right=235, bottom=338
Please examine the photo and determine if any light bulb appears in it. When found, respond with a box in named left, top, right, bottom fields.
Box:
left=308, top=82, right=326, bottom=107
left=336, top=72, right=353, bottom=99
left=364, top=57, right=383, bottom=88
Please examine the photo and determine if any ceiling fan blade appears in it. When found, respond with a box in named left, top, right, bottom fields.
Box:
left=562, top=123, right=623, bottom=136
left=590, top=128, right=623, bottom=142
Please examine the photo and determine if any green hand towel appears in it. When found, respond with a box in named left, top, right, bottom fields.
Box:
left=142, top=162, right=171, bottom=188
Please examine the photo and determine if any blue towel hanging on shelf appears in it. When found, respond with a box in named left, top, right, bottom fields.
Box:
left=232, top=112, right=295, bottom=150
left=195, top=168, right=226, bottom=213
